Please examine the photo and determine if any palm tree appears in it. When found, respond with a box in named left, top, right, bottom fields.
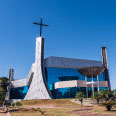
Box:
left=99, top=89, right=114, bottom=101
left=94, top=92, right=101, bottom=104
left=75, top=92, right=85, bottom=106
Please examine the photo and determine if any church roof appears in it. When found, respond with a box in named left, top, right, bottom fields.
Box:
left=44, top=56, right=103, bottom=69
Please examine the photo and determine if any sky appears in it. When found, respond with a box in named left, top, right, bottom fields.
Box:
left=0, top=0, right=116, bottom=89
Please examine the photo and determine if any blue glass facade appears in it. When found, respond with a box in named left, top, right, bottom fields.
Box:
left=87, top=73, right=104, bottom=82
left=54, top=87, right=86, bottom=99
left=87, top=87, right=107, bottom=97
left=10, top=67, right=106, bottom=99
left=45, top=67, right=106, bottom=99
left=10, top=86, right=28, bottom=99
left=45, top=67, right=85, bottom=84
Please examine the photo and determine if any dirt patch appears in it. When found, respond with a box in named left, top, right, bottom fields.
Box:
left=0, top=109, right=11, bottom=116
left=24, top=104, right=59, bottom=109
left=68, top=106, right=116, bottom=116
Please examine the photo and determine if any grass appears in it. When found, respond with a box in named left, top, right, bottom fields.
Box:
left=11, top=111, right=42, bottom=116
left=20, top=99, right=77, bottom=106
left=91, top=105, right=116, bottom=115
left=10, top=99, right=116, bottom=116
left=11, top=111, right=77, bottom=116
left=10, top=108, right=78, bottom=116
left=10, top=99, right=78, bottom=116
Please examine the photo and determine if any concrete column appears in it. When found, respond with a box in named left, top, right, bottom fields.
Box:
left=85, top=76, right=88, bottom=98
left=97, top=75, right=100, bottom=92
left=92, top=76, right=94, bottom=98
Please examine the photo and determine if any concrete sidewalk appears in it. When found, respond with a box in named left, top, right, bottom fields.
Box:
left=71, top=99, right=97, bottom=106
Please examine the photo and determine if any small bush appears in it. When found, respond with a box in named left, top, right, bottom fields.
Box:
left=4, top=101, right=11, bottom=107
left=16, top=102, right=22, bottom=108
left=11, top=103, right=15, bottom=107
left=101, top=101, right=116, bottom=111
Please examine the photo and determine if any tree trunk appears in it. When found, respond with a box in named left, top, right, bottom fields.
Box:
left=80, top=99, right=83, bottom=106
left=106, top=105, right=112, bottom=111
left=97, top=98, right=99, bottom=104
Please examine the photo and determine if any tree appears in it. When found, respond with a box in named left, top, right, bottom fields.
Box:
left=0, top=77, right=8, bottom=105
left=99, top=89, right=114, bottom=101
left=75, top=92, right=85, bottom=106
left=0, top=87, right=6, bottom=105
left=101, top=101, right=116, bottom=111
left=16, top=102, right=22, bottom=109
left=0, top=77, right=8, bottom=92
left=94, top=92, right=101, bottom=104
left=113, top=89, right=116, bottom=95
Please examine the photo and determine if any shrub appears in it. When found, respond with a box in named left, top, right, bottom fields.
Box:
left=4, top=101, right=11, bottom=107
left=11, top=103, right=15, bottom=107
left=16, top=102, right=22, bottom=109
left=101, top=101, right=116, bottom=111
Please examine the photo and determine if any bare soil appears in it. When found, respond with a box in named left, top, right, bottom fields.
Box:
left=69, top=106, right=116, bottom=116
left=0, top=108, right=11, bottom=116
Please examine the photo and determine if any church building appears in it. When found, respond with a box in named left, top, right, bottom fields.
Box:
left=6, top=18, right=110, bottom=101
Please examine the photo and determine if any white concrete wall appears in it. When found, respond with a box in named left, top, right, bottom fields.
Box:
left=11, top=79, right=27, bottom=88
left=24, top=37, right=51, bottom=100
left=55, top=80, right=78, bottom=89
left=54, top=80, right=108, bottom=89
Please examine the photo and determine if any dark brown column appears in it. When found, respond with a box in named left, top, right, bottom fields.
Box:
left=9, top=69, right=14, bottom=81
left=101, top=47, right=111, bottom=90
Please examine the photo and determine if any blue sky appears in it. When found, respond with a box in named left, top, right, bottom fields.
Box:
left=0, top=0, right=116, bottom=89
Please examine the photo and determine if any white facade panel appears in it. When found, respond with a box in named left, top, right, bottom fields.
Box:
left=24, top=37, right=51, bottom=100
left=11, top=79, right=27, bottom=88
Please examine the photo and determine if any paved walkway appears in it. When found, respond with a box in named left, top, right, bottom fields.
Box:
left=70, top=99, right=116, bottom=116
left=69, top=106, right=116, bottom=116
left=71, top=99, right=95, bottom=106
